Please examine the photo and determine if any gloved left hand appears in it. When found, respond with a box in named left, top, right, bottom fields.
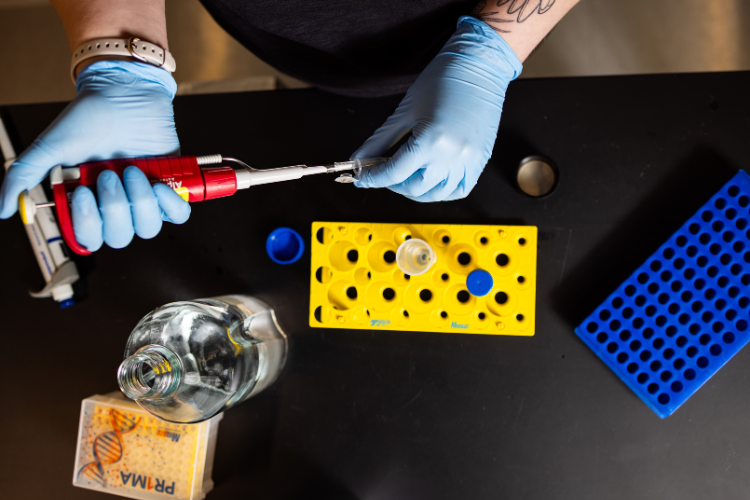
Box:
left=352, top=16, right=522, bottom=202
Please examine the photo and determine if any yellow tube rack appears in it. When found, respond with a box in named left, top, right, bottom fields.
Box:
left=309, top=222, right=537, bottom=335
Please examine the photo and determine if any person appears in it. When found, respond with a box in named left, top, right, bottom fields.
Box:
left=0, top=0, right=578, bottom=252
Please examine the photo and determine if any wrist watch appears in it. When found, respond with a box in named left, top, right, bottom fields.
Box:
left=70, top=37, right=176, bottom=84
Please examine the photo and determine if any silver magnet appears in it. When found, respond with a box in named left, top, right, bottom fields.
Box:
left=517, top=156, right=559, bottom=198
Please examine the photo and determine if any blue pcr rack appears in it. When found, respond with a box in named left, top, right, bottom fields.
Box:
left=575, top=171, right=750, bottom=418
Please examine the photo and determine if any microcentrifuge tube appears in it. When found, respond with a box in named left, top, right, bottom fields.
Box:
left=396, top=239, right=436, bottom=276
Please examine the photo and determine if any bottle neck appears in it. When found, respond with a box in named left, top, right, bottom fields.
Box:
left=117, top=345, right=181, bottom=401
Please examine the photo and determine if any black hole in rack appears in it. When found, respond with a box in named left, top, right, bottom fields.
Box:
left=636, top=295, right=647, bottom=307
left=347, top=249, right=359, bottom=262
left=674, top=358, right=685, bottom=370
left=651, top=360, right=662, bottom=371
left=682, top=291, right=693, bottom=302
left=720, top=254, right=732, bottom=265
left=346, top=287, right=357, bottom=299
left=458, top=252, right=472, bottom=265
left=620, top=330, right=631, bottom=341
left=638, top=273, right=649, bottom=284
left=724, top=231, right=735, bottom=242
left=702, top=210, right=714, bottom=222
left=726, top=208, right=738, bottom=219
left=628, top=363, right=639, bottom=374
left=405, top=274, right=411, bottom=281
left=685, top=368, right=696, bottom=380
left=697, top=356, right=709, bottom=368
left=625, top=285, right=636, bottom=296
left=314, top=306, right=322, bottom=322
left=623, top=308, right=633, bottom=319
left=699, top=233, right=711, bottom=244
left=651, top=261, right=662, bottom=272
left=697, top=256, right=708, bottom=267
left=687, top=346, right=698, bottom=357
left=737, top=219, right=748, bottom=230
left=658, top=293, right=669, bottom=304
left=457, top=290, right=470, bottom=303
left=597, top=332, right=608, bottom=343
left=647, top=283, right=659, bottom=294
left=440, top=311, right=448, bottom=319
left=700, top=334, right=711, bottom=345
left=671, top=281, right=682, bottom=292
left=687, top=246, right=698, bottom=257
left=740, top=196, right=749, bottom=207
left=442, top=273, right=449, bottom=281
left=695, top=278, right=706, bottom=290
left=666, top=325, right=678, bottom=337
left=637, top=373, right=649, bottom=383
left=612, top=297, right=623, bottom=308
left=684, top=268, right=695, bottom=279
left=643, top=328, right=655, bottom=339
left=728, top=185, right=740, bottom=197
left=661, top=371, right=673, bottom=381
left=710, top=243, right=721, bottom=255
left=383, top=288, right=396, bottom=300
left=724, top=332, right=735, bottom=343
left=713, top=220, right=725, bottom=232
left=674, top=258, right=685, bottom=269
left=663, top=248, right=675, bottom=259
left=495, top=292, right=508, bottom=305
left=689, top=223, right=700, bottom=234
left=676, top=235, right=687, bottom=247
left=716, top=198, right=726, bottom=209
left=633, top=317, right=644, bottom=328
left=383, top=251, right=396, bottom=263
left=658, top=393, right=670, bottom=404
left=404, top=310, right=409, bottom=317
left=478, top=312, right=485, bottom=320
left=517, top=314, right=525, bottom=322
left=648, top=383, right=659, bottom=394
left=419, top=289, right=432, bottom=302
left=519, top=238, right=527, bottom=246
left=679, top=313, right=690, bottom=324
left=480, top=237, right=488, bottom=245
left=496, top=253, right=509, bottom=266
left=641, top=350, right=653, bottom=361
left=676, top=336, right=687, bottom=347
left=607, top=342, right=618, bottom=353
left=727, top=309, right=737, bottom=320
left=442, top=236, right=450, bottom=243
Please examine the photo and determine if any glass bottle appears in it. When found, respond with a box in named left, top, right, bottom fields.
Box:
left=117, top=295, right=287, bottom=423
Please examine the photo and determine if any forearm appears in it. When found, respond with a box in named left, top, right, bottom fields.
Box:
left=50, top=0, right=168, bottom=51
left=472, top=0, right=579, bottom=62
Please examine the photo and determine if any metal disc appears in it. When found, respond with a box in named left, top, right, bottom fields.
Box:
left=517, top=156, right=559, bottom=197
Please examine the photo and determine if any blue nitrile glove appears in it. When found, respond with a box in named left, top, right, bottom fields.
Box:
left=0, top=60, right=190, bottom=251
left=352, top=16, right=522, bottom=202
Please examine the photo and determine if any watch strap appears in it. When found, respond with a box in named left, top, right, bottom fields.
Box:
left=70, top=37, right=176, bottom=84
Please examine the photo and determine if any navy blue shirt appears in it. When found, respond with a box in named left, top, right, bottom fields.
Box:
left=199, top=0, right=477, bottom=97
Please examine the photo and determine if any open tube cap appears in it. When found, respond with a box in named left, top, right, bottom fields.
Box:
left=266, top=227, right=305, bottom=264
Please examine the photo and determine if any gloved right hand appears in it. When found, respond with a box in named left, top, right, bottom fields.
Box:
left=0, top=60, right=190, bottom=251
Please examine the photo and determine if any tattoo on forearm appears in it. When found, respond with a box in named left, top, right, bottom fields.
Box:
left=472, top=0, right=556, bottom=33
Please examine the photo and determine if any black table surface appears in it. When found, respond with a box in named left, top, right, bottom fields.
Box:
left=3, top=71, right=750, bottom=500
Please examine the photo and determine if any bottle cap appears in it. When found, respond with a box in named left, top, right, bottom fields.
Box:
left=466, top=269, right=493, bottom=297
left=266, top=227, right=305, bottom=264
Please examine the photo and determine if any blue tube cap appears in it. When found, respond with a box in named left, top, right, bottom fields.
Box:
left=59, top=298, right=75, bottom=309
left=266, top=227, right=305, bottom=264
left=466, top=269, right=493, bottom=297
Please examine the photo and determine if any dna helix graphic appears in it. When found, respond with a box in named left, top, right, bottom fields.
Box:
left=77, top=409, right=141, bottom=487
